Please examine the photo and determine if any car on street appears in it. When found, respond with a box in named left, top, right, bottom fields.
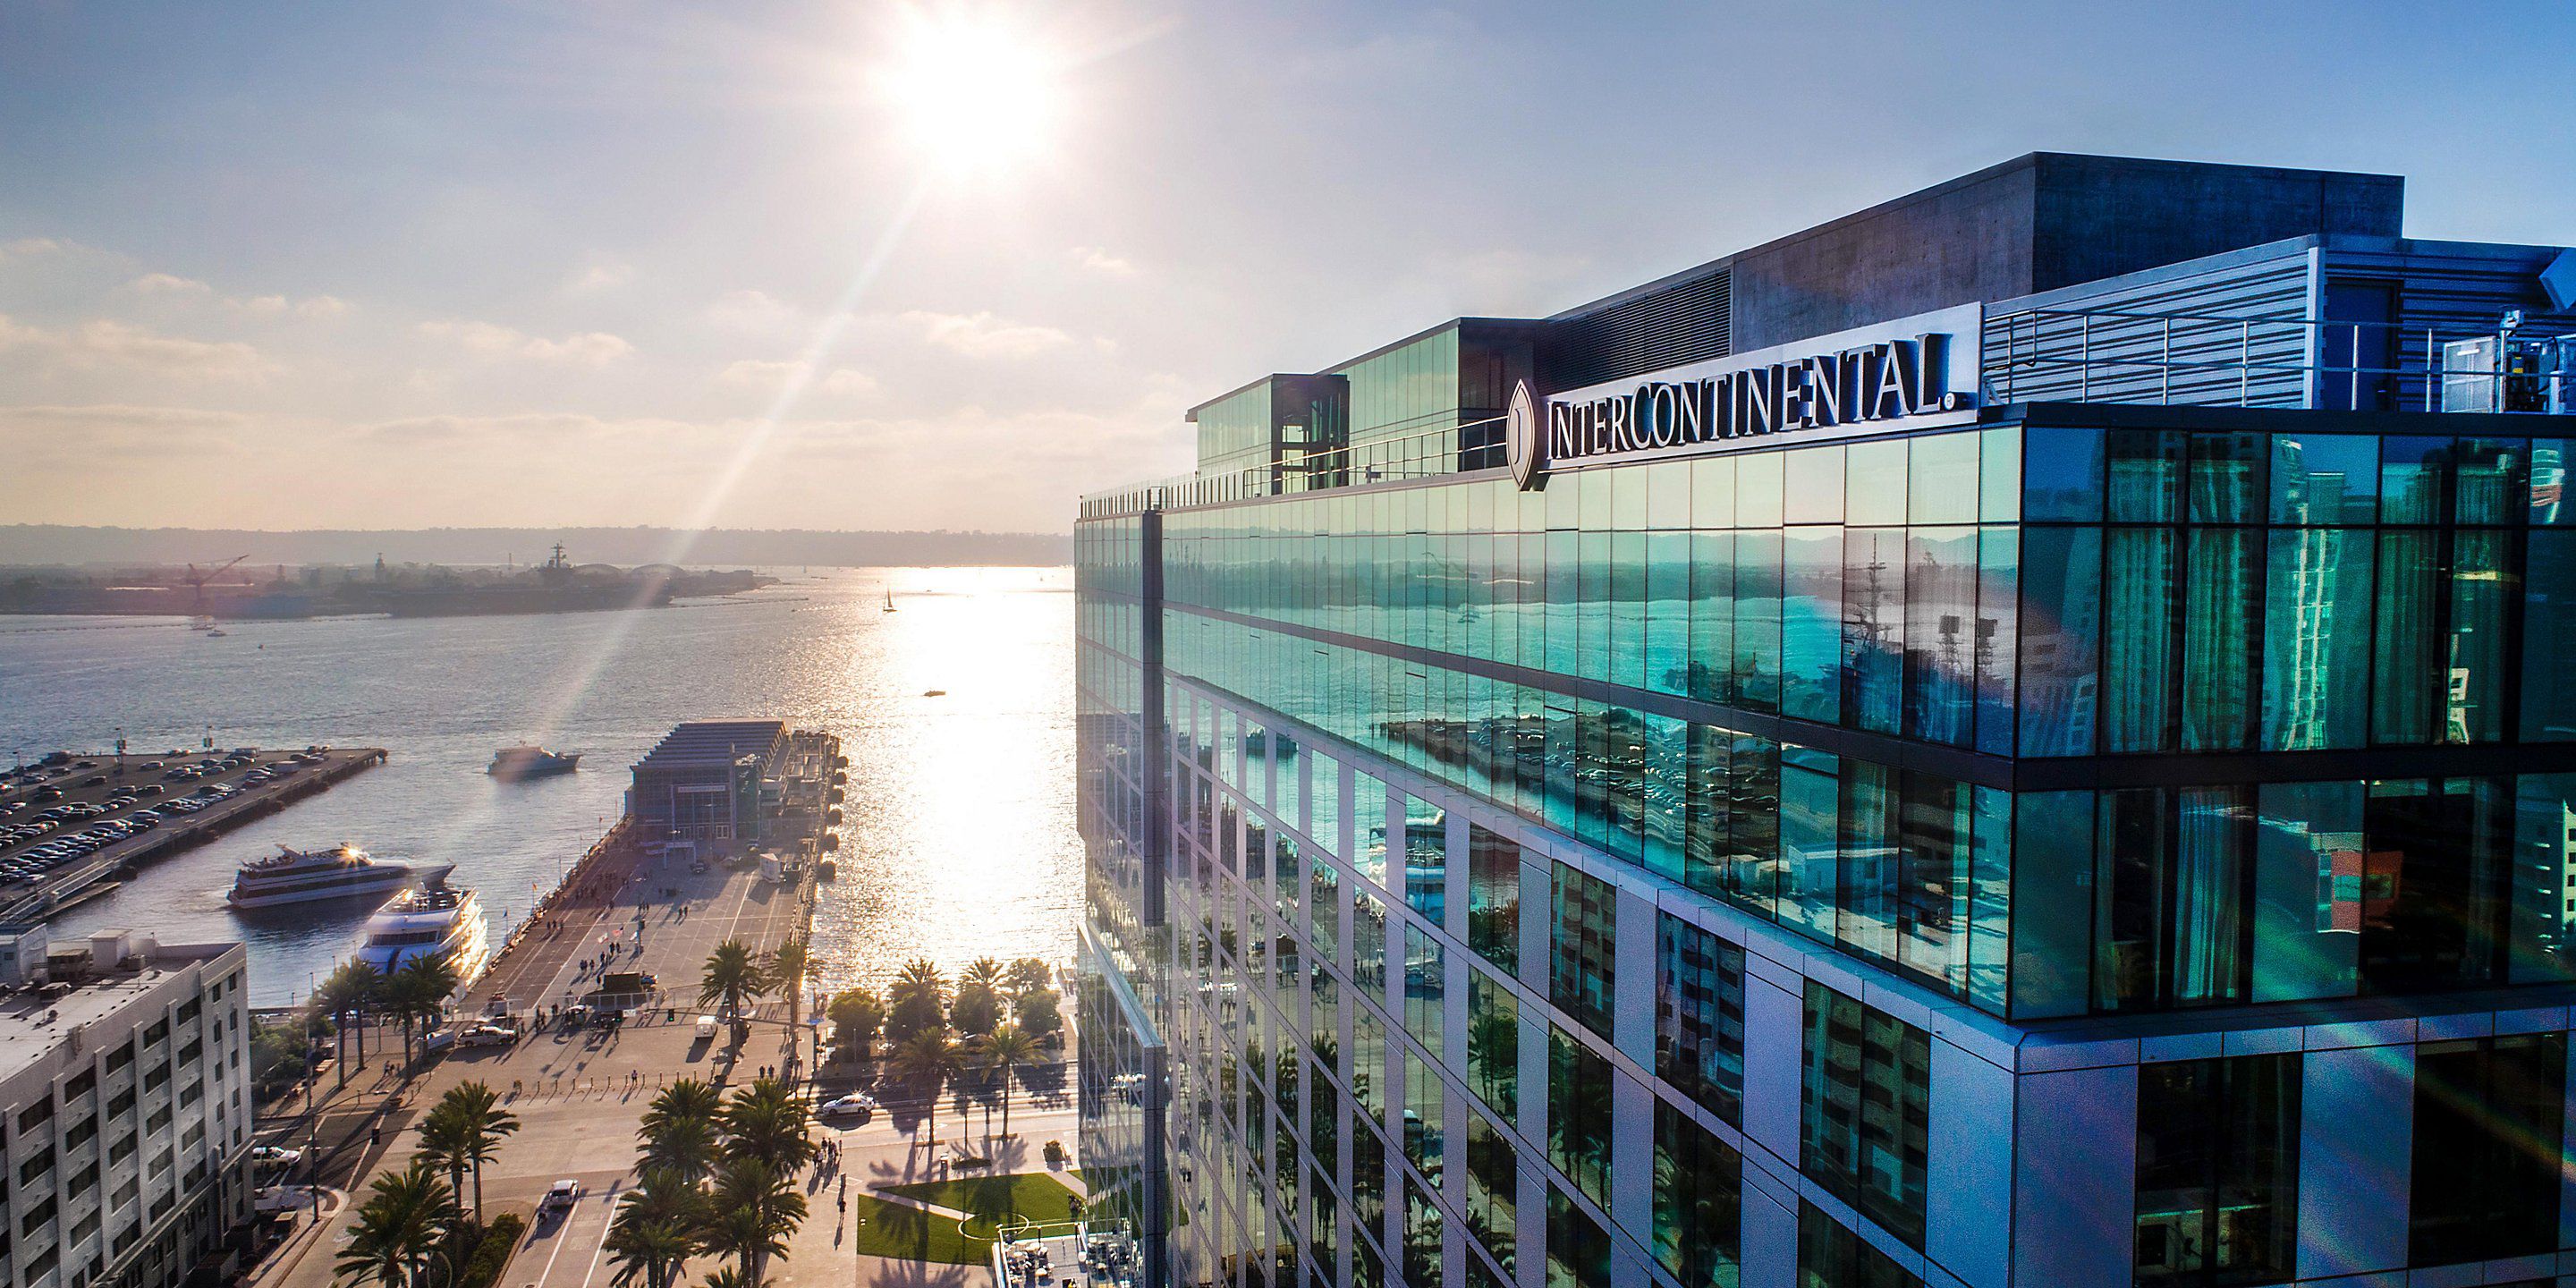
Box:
left=694, top=1014, right=719, bottom=1039
left=816, top=1092, right=879, bottom=1117
left=457, top=1024, right=516, bottom=1047
left=542, top=1179, right=581, bottom=1211
left=250, top=1145, right=303, bottom=1166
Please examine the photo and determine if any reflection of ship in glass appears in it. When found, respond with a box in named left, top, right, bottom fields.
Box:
left=228, top=843, right=443, bottom=911
left=358, top=880, right=488, bottom=980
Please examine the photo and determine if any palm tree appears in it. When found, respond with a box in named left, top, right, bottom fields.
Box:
left=387, top=953, right=461, bottom=1064
left=414, top=1103, right=476, bottom=1222
left=699, top=940, right=767, bottom=1040
left=962, top=957, right=1005, bottom=993
left=335, top=1160, right=458, bottom=1288
left=889, top=1030, right=966, bottom=1152
left=431, top=1081, right=518, bottom=1219
left=640, top=1078, right=724, bottom=1183
left=704, top=1157, right=804, bottom=1287
left=976, top=1024, right=1039, bottom=1145
left=640, top=1112, right=718, bottom=1183
left=766, top=940, right=809, bottom=1025
left=316, top=959, right=382, bottom=1089
left=698, top=1263, right=754, bottom=1288
left=715, top=1078, right=814, bottom=1174
left=606, top=1174, right=700, bottom=1288
left=885, top=959, right=947, bottom=1042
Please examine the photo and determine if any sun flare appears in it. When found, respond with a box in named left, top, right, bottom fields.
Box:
left=882, top=9, right=1062, bottom=174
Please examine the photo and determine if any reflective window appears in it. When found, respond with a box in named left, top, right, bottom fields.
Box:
left=1796, top=1201, right=1920, bottom=1288
left=1546, top=1026, right=1613, bottom=1209
left=1463, top=1110, right=1516, bottom=1275
left=1545, top=1187, right=1611, bottom=1288
left=1465, top=969, right=1518, bottom=1120
left=1652, top=1097, right=1742, bottom=1288
left=1800, top=982, right=1928, bottom=1248
left=2133, top=1053, right=2301, bottom=1287
left=1655, top=914, right=1745, bottom=1124
left=2409, top=1034, right=2566, bottom=1267
left=1466, top=825, right=1521, bottom=974
left=1547, top=862, right=1615, bottom=1042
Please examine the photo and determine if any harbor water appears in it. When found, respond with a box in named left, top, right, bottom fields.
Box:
left=0, top=567, right=1079, bottom=1005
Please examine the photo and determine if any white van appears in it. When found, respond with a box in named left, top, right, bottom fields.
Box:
left=695, top=1014, right=719, bottom=1039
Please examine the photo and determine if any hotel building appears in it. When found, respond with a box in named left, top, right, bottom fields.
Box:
left=1074, top=154, right=2576, bottom=1288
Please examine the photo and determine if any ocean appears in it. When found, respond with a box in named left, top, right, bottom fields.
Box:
left=0, top=567, right=1080, bottom=1006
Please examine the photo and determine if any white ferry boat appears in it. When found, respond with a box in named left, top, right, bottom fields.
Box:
left=226, top=844, right=442, bottom=911
left=356, top=881, right=488, bottom=978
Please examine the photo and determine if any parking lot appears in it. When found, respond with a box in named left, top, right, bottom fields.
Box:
left=0, top=745, right=383, bottom=909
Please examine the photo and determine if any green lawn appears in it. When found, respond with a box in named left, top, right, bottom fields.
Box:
left=843, top=1193, right=994, bottom=1265
left=877, top=1172, right=1085, bottom=1233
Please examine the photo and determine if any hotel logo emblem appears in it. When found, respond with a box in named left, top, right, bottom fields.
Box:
left=1505, top=379, right=1541, bottom=490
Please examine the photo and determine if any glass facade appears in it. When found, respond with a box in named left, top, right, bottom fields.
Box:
left=1086, top=234, right=2576, bottom=1288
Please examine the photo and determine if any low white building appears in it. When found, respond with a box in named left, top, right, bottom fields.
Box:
left=0, top=928, right=252, bottom=1288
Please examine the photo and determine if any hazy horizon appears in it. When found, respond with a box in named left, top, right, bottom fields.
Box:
left=0, top=522, right=1070, bottom=569
left=5, top=2, right=2572, bottom=533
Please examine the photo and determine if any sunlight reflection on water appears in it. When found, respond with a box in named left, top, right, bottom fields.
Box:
left=0, top=567, right=1078, bottom=1004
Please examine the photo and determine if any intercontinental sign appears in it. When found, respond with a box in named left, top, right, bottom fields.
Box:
left=1506, top=302, right=1984, bottom=489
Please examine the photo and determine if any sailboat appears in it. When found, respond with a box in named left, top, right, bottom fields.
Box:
left=881, top=586, right=897, bottom=614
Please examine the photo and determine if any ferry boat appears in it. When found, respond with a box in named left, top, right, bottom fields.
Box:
left=356, top=880, right=488, bottom=978
left=487, top=746, right=580, bottom=780
left=227, top=844, right=442, bottom=911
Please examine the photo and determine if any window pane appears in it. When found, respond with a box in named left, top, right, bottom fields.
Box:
left=1903, top=527, right=1979, bottom=746
left=2269, top=433, right=2378, bottom=524
left=2181, top=528, right=2260, bottom=750
left=2260, top=530, right=2373, bottom=750
left=2520, top=530, right=2576, bottom=740
left=2134, top=1054, right=2301, bottom=1287
left=2372, top=530, right=2440, bottom=744
left=2024, top=427, right=2105, bottom=521
left=1800, top=982, right=1929, bottom=1249
left=1652, top=1098, right=1743, bottom=1288
left=1466, top=826, right=1521, bottom=974
left=1546, top=1028, right=1613, bottom=1209
left=1466, top=970, right=1518, bottom=1120
left=2187, top=432, right=2267, bottom=524
left=1843, top=527, right=1906, bottom=734
left=2251, top=781, right=2363, bottom=1002
left=1782, top=529, right=1843, bottom=724
left=1547, top=863, right=1615, bottom=1042
left=2409, top=1035, right=2566, bottom=1267
left=2101, top=527, right=2177, bottom=752
left=1911, top=431, right=1979, bottom=526
left=2019, top=527, right=2101, bottom=756
left=1846, top=437, right=1907, bottom=526
left=1656, top=913, right=1746, bottom=1124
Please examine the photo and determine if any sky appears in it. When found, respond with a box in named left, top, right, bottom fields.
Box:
left=1, top=1, right=2571, bottom=536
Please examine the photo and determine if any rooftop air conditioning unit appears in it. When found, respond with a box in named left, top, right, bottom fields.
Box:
left=2444, top=325, right=2574, bottom=414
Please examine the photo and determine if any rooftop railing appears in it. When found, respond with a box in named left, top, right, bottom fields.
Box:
left=1985, top=304, right=2574, bottom=414
left=1082, top=311, right=2575, bottom=520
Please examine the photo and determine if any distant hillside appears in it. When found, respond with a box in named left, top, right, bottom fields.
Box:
left=0, top=525, right=1072, bottom=569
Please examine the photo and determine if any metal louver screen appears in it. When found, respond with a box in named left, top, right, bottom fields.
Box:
left=1541, top=267, right=1731, bottom=390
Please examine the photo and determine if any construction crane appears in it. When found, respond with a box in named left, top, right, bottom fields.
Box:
left=183, top=555, right=249, bottom=617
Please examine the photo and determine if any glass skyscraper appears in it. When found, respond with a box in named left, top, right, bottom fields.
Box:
left=1076, top=154, right=2576, bottom=1288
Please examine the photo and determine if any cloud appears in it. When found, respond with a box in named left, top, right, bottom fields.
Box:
left=418, top=319, right=632, bottom=366
left=705, top=289, right=801, bottom=335
left=1070, top=246, right=1136, bottom=276
left=361, top=411, right=701, bottom=444
left=900, top=309, right=1073, bottom=360
left=0, top=312, right=275, bottom=380
left=0, top=237, right=70, bottom=260
left=130, top=272, right=212, bottom=294
left=566, top=260, right=634, bottom=292
left=717, top=358, right=879, bottom=399
left=0, top=403, right=257, bottom=461
left=232, top=293, right=352, bottom=320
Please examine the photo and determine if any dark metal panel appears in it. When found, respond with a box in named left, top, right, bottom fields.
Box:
left=1538, top=266, right=1731, bottom=391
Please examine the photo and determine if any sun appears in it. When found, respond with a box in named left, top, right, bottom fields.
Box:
left=881, top=9, right=1063, bottom=175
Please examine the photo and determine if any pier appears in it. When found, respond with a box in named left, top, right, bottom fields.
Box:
left=0, top=745, right=386, bottom=926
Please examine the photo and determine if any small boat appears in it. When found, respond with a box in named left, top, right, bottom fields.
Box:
left=922, top=689, right=946, bottom=698
left=881, top=586, right=897, bottom=613
left=488, top=746, right=580, bottom=780
left=203, top=628, right=228, bottom=638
